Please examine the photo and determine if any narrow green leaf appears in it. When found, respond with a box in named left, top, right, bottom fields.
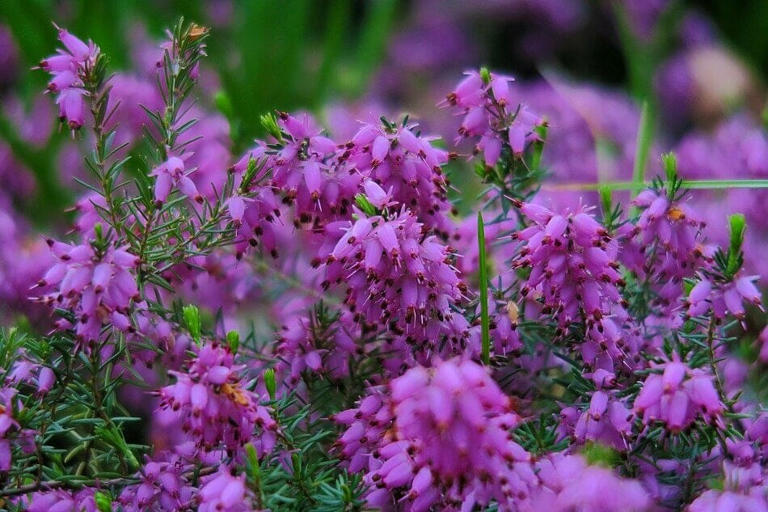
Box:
left=631, top=100, right=654, bottom=201
left=544, top=179, right=768, bottom=192
left=477, top=212, right=490, bottom=365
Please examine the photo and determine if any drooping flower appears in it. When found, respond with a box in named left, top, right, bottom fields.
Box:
left=198, top=468, right=252, bottom=512
left=560, top=389, right=634, bottom=451
left=118, top=455, right=196, bottom=511
left=530, top=453, right=651, bottom=511
left=26, top=488, right=100, bottom=512
left=276, top=307, right=362, bottom=381
left=158, top=342, right=276, bottom=456
left=151, top=155, right=202, bottom=206
left=344, top=119, right=454, bottom=236
left=633, top=359, right=723, bottom=432
left=34, top=239, right=140, bottom=347
left=335, top=358, right=535, bottom=511
left=511, top=201, right=625, bottom=330
left=688, top=454, right=768, bottom=512
left=320, top=207, right=469, bottom=366
left=684, top=273, right=762, bottom=320
left=259, top=112, right=358, bottom=225
left=627, top=187, right=710, bottom=305
left=39, top=26, right=99, bottom=129
left=442, top=69, right=544, bottom=166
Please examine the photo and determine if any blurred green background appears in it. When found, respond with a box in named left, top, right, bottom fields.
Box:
left=1, top=0, right=767, bottom=223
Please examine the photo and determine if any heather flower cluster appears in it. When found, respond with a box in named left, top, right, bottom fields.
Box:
left=33, top=238, right=139, bottom=347
left=335, top=358, right=534, bottom=511
left=633, top=359, right=723, bottom=431
left=320, top=207, right=469, bottom=367
left=159, top=342, right=276, bottom=456
left=0, top=8, right=767, bottom=512
left=39, top=26, right=99, bottom=129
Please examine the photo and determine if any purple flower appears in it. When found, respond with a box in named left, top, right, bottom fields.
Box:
left=684, top=274, right=762, bottom=320
left=633, top=359, right=723, bottom=432
left=277, top=308, right=362, bottom=381
left=34, top=239, right=140, bottom=348
left=151, top=155, right=202, bottom=206
left=336, top=358, right=535, bottom=510
left=626, top=187, right=710, bottom=305
left=26, top=488, right=99, bottom=512
left=674, top=115, right=768, bottom=276
left=39, top=26, right=99, bottom=130
left=562, top=389, right=633, bottom=451
left=198, top=468, right=251, bottom=512
left=158, top=342, right=276, bottom=456
left=119, top=454, right=196, bottom=511
left=531, top=453, right=651, bottom=511
left=320, top=207, right=469, bottom=366
left=511, top=201, right=625, bottom=329
left=258, top=112, right=355, bottom=225
left=443, top=69, right=544, bottom=166
left=345, top=119, right=454, bottom=236
left=688, top=456, right=768, bottom=511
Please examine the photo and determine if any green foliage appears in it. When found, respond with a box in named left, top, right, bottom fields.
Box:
left=254, top=394, right=366, bottom=511
left=0, top=329, right=146, bottom=498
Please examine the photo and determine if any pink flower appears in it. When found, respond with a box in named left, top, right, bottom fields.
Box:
left=345, top=119, right=453, bottom=235
left=626, top=187, right=710, bottom=305
left=531, top=453, right=651, bottom=511
left=633, top=359, right=723, bottom=432
left=27, top=488, right=99, bottom=512
left=563, top=390, right=633, bottom=451
left=198, top=468, right=251, bottom=512
left=119, top=454, right=196, bottom=511
left=39, top=26, right=99, bottom=130
left=150, top=155, right=202, bottom=205
left=684, top=274, right=762, bottom=319
left=443, top=68, right=543, bottom=165
left=158, top=342, right=276, bottom=456
left=34, top=239, right=140, bottom=347
left=688, top=457, right=768, bottom=511
left=320, top=208, right=469, bottom=367
left=336, top=358, right=535, bottom=510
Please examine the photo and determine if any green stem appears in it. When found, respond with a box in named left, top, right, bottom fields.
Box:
left=543, top=178, right=768, bottom=192
left=631, top=101, right=654, bottom=201
left=477, top=211, right=491, bottom=365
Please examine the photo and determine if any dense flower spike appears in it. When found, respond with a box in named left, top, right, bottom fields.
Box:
left=39, top=26, right=99, bottom=129
left=34, top=239, right=140, bottom=346
left=344, top=119, right=454, bottom=235
left=262, top=112, right=359, bottom=224
left=511, top=201, right=629, bottom=354
left=158, top=342, right=277, bottom=455
left=627, top=187, right=710, bottom=304
left=336, top=358, right=535, bottom=510
left=633, top=359, right=723, bottom=431
left=320, top=208, right=469, bottom=365
left=443, top=69, right=544, bottom=165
